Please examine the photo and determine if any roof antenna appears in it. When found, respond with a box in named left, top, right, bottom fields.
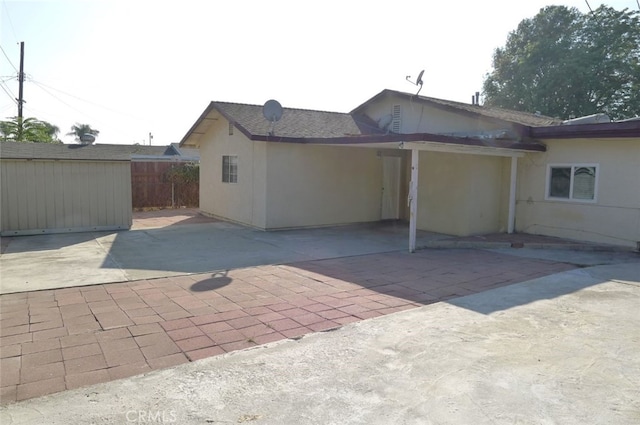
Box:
left=262, top=99, right=283, bottom=136
left=405, top=69, right=424, bottom=96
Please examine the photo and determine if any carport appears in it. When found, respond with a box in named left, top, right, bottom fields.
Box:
left=0, top=141, right=132, bottom=236
left=313, top=133, right=545, bottom=252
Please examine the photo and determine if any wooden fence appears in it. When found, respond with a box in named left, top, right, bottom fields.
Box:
left=131, top=161, right=199, bottom=209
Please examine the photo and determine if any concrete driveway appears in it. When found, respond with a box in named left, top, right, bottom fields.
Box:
left=0, top=220, right=448, bottom=295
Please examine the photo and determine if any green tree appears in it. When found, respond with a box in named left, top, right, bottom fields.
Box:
left=0, top=117, right=61, bottom=143
left=483, top=5, right=640, bottom=120
left=67, top=123, right=100, bottom=144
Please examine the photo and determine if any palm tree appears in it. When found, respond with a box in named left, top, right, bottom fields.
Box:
left=0, top=117, right=61, bottom=143
left=68, top=123, right=99, bottom=144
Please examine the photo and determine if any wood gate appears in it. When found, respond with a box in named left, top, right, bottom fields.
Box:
left=131, top=161, right=199, bottom=209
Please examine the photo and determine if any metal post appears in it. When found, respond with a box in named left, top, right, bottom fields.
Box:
left=409, top=149, right=419, bottom=253
left=507, top=156, right=518, bottom=234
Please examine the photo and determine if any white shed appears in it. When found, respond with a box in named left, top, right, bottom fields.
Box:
left=0, top=141, right=132, bottom=236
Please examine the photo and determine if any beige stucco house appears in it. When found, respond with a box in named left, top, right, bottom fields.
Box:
left=179, top=89, right=640, bottom=250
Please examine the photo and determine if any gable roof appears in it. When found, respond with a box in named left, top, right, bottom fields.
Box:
left=0, top=141, right=132, bottom=161
left=178, top=91, right=560, bottom=153
left=352, top=89, right=562, bottom=128
left=181, top=101, right=381, bottom=145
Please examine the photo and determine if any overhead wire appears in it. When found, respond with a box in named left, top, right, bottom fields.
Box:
left=0, top=81, right=17, bottom=104
left=30, top=79, right=100, bottom=123
left=29, top=78, right=147, bottom=122
left=1, top=0, right=19, bottom=43
left=0, top=44, right=18, bottom=73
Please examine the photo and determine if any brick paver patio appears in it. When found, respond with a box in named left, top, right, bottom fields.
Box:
left=0, top=249, right=576, bottom=404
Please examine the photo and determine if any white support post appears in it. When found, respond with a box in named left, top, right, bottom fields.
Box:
left=507, top=156, right=518, bottom=234
left=409, top=149, right=419, bottom=253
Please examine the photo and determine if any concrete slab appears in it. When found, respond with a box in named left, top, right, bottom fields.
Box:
left=0, top=222, right=448, bottom=294
left=1, top=262, right=638, bottom=424
left=488, top=247, right=639, bottom=267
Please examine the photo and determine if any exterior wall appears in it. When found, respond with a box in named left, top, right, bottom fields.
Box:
left=417, top=152, right=506, bottom=236
left=264, top=143, right=383, bottom=229
left=516, top=138, right=640, bottom=248
left=359, top=94, right=515, bottom=135
left=1, top=159, right=131, bottom=235
left=198, top=120, right=267, bottom=228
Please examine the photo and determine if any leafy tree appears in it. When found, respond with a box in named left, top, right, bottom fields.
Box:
left=0, top=117, right=61, bottom=143
left=68, top=123, right=100, bottom=144
left=483, top=5, right=640, bottom=120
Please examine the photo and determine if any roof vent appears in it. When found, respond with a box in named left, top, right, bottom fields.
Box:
left=562, top=113, right=610, bottom=125
left=391, top=104, right=402, bottom=133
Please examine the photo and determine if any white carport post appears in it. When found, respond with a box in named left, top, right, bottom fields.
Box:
left=409, top=149, right=419, bottom=253
left=507, top=156, right=518, bottom=234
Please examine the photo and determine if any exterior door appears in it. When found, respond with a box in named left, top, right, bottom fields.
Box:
left=381, top=156, right=401, bottom=220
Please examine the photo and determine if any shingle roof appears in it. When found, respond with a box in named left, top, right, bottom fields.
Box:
left=352, top=89, right=563, bottom=127
left=0, top=142, right=195, bottom=161
left=0, top=141, right=132, bottom=161
left=91, top=144, right=179, bottom=157
left=212, top=102, right=382, bottom=139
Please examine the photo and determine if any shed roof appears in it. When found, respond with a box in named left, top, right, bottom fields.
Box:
left=0, top=142, right=132, bottom=161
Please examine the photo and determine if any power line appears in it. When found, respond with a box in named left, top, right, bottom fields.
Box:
left=0, top=44, right=18, bottom=73
left=30, top=79, right=97, bottom=121
left=1, top=0, right=19, bottom=43
left=30, top=78, right=149, bottom=122
left=0, top=81, right=17, bottom=105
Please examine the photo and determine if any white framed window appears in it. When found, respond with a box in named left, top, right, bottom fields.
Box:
left=545, top=163, right=598, bottom=202
left=222, top=155, right=237, bottom=183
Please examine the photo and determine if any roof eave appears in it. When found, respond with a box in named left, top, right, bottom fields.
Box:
left=250, top=132, right=546, bottom=152
left=530, top=121, right=640, bottom=139
left=178, top=102, right=217, bottom=147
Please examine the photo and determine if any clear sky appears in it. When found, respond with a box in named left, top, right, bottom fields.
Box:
left=1, top=0, right=638, bottom=145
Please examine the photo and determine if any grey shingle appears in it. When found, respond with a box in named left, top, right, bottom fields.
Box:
left=213, top=102, right=382, bottom=139
left=0, top=142, right=187, bottom=161
left=0, top=142, right=131, bottom=161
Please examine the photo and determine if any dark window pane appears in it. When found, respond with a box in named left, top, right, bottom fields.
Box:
left=573, top=167, right=595, bottom=200
left=549, top=167, right=571, bottom=198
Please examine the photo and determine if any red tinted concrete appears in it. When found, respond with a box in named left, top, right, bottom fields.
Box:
left=0, top=249, right=576, bottom=404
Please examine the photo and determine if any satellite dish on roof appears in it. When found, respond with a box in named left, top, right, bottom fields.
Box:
left=263, top=99, right=283, bottom=122
left=80, top=134, right=95, bottom=144
left=262, top=99, right=283, bottom=136
left=406, top=69, right=425, bottom=96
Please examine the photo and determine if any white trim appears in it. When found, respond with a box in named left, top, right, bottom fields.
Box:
left=401, top=141, right=527, bottom=158
left=409, top=149, right=419, bottom=253
left=507, top=156, right=518, bottom=233
left=545, top=163, right=599, bottom=203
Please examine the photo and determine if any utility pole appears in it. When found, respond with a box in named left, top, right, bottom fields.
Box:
left=17, top=41, right=24, bottom=119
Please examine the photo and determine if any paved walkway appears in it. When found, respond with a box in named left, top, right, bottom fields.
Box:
left=0, top=249, right=576, bottom=404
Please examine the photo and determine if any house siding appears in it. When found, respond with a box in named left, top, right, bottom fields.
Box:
left=1, top=159, right=131, bottom=235
left=516, top=138, right=640, bottom=248
left=417, top=152, right=506, bottom=236
left=264, top=143, right=383, bottom=229
left=198, top=120, right=267, bottom=228
left=358, top=94, right=516, bottom=135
